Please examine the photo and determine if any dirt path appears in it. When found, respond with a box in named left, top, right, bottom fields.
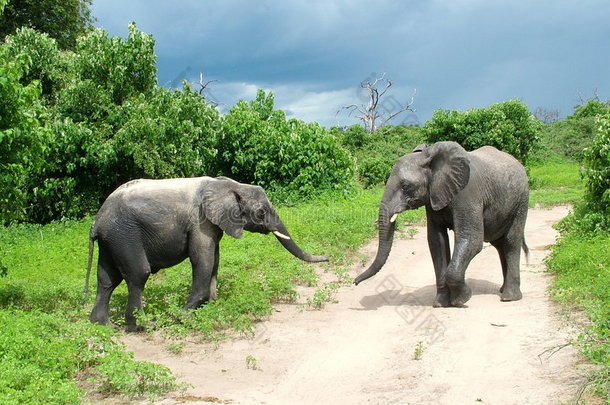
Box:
left=124, top=206, right=587, bottom=405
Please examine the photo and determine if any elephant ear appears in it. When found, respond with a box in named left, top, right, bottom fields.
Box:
left=412, top=143, right=428, bottom=153
left=426, top=142, right=471, bottom=211
left=202, top=178, right=246, bottom=239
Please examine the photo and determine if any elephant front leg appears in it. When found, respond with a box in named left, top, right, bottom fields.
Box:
left=427, top=223, right=451, bottom=307
left=184, top=237, right=218, bottom=310
left=446, top=231, right=483, bottom=306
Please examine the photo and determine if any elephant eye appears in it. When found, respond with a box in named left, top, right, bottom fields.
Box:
left=255, top=208, right=265, bottom=221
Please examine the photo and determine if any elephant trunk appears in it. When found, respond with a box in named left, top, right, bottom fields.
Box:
left=273, top=221, right=328, bottom=263
left=354, top=206, right=396, bottom=285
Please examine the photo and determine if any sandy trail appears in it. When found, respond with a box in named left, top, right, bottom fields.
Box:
left=123, top=205, right=587, bottom=405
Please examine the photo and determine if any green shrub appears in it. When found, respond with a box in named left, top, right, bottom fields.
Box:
left=3, top=28, right=69, bottom=103
left=0, top=45, right=49, bottom=224
left=0, top=310, right=178, bottom=404
left=334, top=124, right=426, bottom=187
left=73, top=22, right=157, bottom=105
left=215, top=90, right=355, bottom=200
left=535, top=100, right=610, bottom=163
left=424, top=99, right=541, bottom=163
left=578, top=112, right=610, bottom=233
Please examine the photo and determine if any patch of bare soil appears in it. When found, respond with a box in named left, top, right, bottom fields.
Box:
left=121, top=206, right=590, bottom=405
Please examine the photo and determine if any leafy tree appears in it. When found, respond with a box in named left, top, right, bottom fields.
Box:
left=25, top=23, right=219, bottom=222
left=0, top=45, right=49, bottom=223
left=423, top=99, right=541, bottom=163
left=70, top=22, right=157, bottom=107
left=112, top=84, right=220, bottom=181
left=217, top=90, right=355, bottom=199
left=0, top=0, right=94, bottom=49
left=3, top=27, right=69, bottom=102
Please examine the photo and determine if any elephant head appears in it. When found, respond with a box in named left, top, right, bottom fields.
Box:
left=202, top=177, right=328, bottom=263
left=354, top=142, right=470, bottom=284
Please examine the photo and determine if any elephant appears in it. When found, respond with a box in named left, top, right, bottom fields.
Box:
left=354, top=141, right=529, bottom=307
left=83, top=176, right=328, bottom=332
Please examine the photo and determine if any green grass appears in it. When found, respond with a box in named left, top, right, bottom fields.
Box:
left=528, top=158, right=584, bottom=207
left=0, top=220, right=181, bottom=403
left=533, top=157, right=610, bottom=400
left=546, top=233, right=610, bottom=399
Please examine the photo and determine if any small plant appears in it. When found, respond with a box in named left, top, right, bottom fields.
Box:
left=331, top=266, right=352, bottom=285
left=404, top=227, right=419, bottom=239
left=167, top=342, right=184, bottom=355
left=413, top=340, right=426, bottom=360
left=307, top=282, right=340, bottom=309
left=245, top=355, right=259, bottom=370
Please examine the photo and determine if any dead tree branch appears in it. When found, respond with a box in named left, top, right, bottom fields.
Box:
left=196, top=72, right=221, bottom=107
left=336, top=73, right=416, bottom=132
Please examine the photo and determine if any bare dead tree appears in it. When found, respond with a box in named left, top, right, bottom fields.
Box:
left=337, top=73, right=416, bottom=132
left=577, top=88, right=601, bottom=105
left=533, top=106, right=560, bottom=125
left=196, top=72, right=221, bottom=107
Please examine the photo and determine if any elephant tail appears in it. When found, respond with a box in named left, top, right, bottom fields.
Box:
left=82, top=222, right=97, bottom=306
left=522, top=239, right=530, bottom=265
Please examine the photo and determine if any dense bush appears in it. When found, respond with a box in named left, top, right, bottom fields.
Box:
left=0, top=43, right=49, bottom=223
left=577, top=112, right=610, bottom=233
left=1, top=23, right=359, bottom=223
left=423, top=99, right=541, bottom=163
left=536, top=100, right=610, bottom=162
left=0, top=23, right=225, bottom=223
left=334, top=124, right=426, bottom=187
left=215, top=90, right=355, bottom=199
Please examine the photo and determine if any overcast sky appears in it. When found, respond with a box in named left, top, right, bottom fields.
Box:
left=92, top=0, right=610, bottom=127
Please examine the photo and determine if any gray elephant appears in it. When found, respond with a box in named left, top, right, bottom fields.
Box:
left=84, top=176, right=327, bottom=332
left=354, top=141, right=529, bottom=307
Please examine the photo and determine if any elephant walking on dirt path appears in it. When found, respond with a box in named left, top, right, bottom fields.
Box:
left=354, top=141, right=529, bottom=307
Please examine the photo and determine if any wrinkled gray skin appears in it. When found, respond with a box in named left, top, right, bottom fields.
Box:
left=354, top=141, right=529, bottom=307
left=85, top=176, right=328, bottom=332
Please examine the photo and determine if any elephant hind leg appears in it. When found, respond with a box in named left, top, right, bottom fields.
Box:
left=118, top=256, right=151, bottom=333
left=493, top=236, right=523, bottom=302
left=90, top=248, right=123, bottom=326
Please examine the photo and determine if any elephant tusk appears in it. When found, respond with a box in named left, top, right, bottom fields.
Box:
left=390, top=213, right=399, bottom=223
left=273, top=231, right=291, bottom=240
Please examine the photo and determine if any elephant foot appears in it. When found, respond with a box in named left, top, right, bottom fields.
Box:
left=183, top=299, right=207, bottom=311
left=448, top=283, right=472, bottom=307
left=126, top=324, right=146, bottom=333
left=90, top=313, right=117, bottom=328
left=500, top=287, right=522, bottom=302
left=432, top=289, right=451, bottom=308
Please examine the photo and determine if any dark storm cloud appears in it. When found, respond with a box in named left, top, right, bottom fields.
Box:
left=92, top=0, right=610, bottom=126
